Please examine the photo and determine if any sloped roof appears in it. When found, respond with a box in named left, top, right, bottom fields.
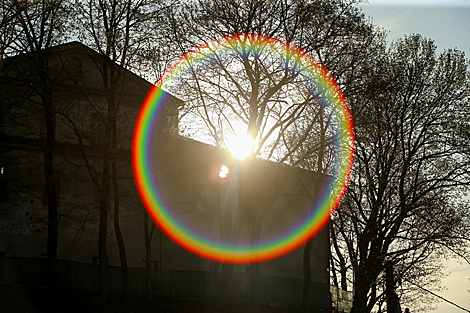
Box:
left=0, top=40, right=183, bottom=108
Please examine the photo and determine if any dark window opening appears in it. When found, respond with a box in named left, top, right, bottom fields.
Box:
left=93, top=257, right=108, bottom=265
left=142, top=260, right=157, bottom=269
left=0, top=165, right=6, bottom=201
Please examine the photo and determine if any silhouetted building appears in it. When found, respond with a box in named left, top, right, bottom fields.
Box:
left=0, top=42, right=332, bottom=310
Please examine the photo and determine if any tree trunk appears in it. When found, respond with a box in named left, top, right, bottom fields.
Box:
left=113, top=172, right=129, bottom=297
left=349, top=260, right=377, bottom=313
left=99, top=56, right=111, bottom=302
left=330, top=249, right=338, bottom=288
left=215, top=262, right=234, bottom=312
left=350, top=285, right=369, bottom=313
left=250, top=219, right=261, bottom=311
left=386, top=262, right=400, bottom=313
left=98, top=183, right=109, bottom=303
left=145, top=236, right=152, bottom=299
left=301, top=238, right=313, bottom=313
left=340, top=262, right=348, bottom=291
left=43, top=85, right=58, bottom=296
left=144, top=212, right=156, bottom=299
left=331, top=222, right=348, bottom=291
left=214, top=162, right=243, bottom=311
left=112, top=115, right=129, bottom=297
left=302, top=110, right=326, bottom=313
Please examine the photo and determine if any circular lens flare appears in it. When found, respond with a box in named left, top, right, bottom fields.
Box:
left=132, top=33, right=355, bottom=264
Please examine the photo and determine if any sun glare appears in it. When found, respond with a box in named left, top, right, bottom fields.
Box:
left=219, top=164, right=229, bottom=178
left=226, top=132, right=254, bottom=160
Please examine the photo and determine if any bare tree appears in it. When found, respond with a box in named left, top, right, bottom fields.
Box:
left=332, top=34, right=470, bottom=313
left=0, top=1, right=20, bottom=59
left=143, top=207, right=156, bottom=298
left=2, top=0, right=72, bottom=295
left=71, top=0, right=177, bottom=302
left=158, top=0, right=382, bottom=310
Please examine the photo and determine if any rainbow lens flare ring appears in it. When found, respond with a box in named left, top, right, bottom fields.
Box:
left=132, top=33, right=355, bottom=264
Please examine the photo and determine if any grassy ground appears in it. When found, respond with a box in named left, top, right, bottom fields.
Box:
left=0, top=284, right=316, bottom=313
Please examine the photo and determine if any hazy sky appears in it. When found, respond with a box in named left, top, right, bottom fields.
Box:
left=357, top=0, right=470, bottom=56
left=355, top=1, right=470, bottom=312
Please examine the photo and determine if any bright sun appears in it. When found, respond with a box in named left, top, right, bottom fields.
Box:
left=226, top=131, right=254, bottom=160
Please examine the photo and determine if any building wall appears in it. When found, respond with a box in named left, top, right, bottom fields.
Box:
left=150, top=135, right=330, bottom=282
left=0, top=42, right=330, bottom=292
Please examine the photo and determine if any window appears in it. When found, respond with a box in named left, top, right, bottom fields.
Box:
left=0, top=165, right=6, bottom=201
left=93, top=257, right=108, bottom=265
left=142, top=260, right=157, bottom=269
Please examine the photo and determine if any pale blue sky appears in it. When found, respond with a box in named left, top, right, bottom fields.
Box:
left=355, top=1, right=470, bottom=313
left=358, top=0, right=470, bottom=56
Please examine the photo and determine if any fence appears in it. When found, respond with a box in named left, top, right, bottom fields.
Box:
left=330, top=285, right=353, bottom=313
left=0, top=255, right=350, bottom=311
